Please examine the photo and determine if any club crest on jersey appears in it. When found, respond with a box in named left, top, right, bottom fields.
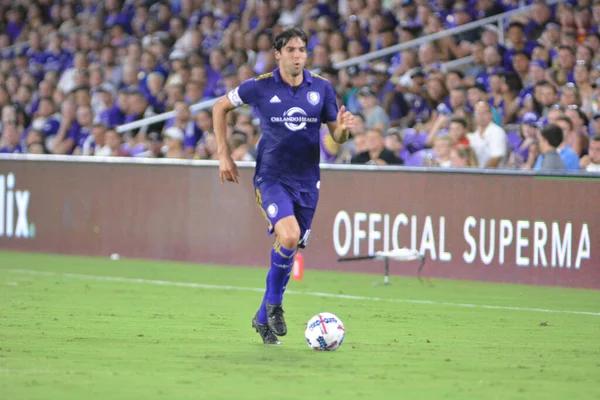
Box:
left=267, top=203, right=278, bottom=218
left=307, top=91, right=320, bottom=106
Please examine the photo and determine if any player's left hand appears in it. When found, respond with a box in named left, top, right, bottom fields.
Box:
left=337, top=105, right=354, bottom=131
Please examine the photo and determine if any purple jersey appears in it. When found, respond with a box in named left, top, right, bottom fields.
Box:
left=67, top=124, right=92, bottom=152
left=99, top=106, right=126, bottom=129
left=43, top=50, right=71, bottom=73
left=42, top=116, right=61, bottom=138
left=227, top=68, right=338, bottom=190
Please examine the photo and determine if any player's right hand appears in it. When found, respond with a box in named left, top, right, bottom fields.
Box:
left=219, top=155, right=239, bottom=184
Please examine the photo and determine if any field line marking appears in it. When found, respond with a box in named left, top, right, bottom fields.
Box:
left=6, top=269, right=600, bottom=317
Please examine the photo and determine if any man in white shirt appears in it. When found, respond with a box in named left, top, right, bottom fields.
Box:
left=467, top=101, right=508, bottom=168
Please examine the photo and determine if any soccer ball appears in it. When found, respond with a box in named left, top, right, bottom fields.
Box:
left=304, top=312, right=346, bottom=351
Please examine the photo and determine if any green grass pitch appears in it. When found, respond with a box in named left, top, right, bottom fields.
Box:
left=1, top=251, right=599, bottom=399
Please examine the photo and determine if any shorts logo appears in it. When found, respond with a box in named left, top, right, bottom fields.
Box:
left=307, top=91, right=320, bottom=106
left=267, top=203, right=278, bottom=218
left=270, top=107, right=318, bottom=131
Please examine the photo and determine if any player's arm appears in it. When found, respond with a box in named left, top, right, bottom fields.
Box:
left=213, top=94, right=240, bottom=184
left=213, top=81, right=258, bottom=183
left=322, top=83, right=354, bottom=144
left=326, top=108, right=353, bottom=144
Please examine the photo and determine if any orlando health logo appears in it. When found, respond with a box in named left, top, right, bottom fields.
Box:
left=0, top=173, right=35, bottom=239
left=271, top=107, right=318, bottom=131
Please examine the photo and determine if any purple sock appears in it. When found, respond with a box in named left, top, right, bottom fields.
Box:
left=256, top=270, right=271, bottom=324
left=267, top=244, right=295, bottom=304
left=257, top=243, right=295, bottom=323
left=281, top=265, right=293, bottom=297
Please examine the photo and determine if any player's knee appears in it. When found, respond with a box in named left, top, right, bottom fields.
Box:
left=279, top=233, right=299, bottom=250
left=275, top=217, right=301, bottom=250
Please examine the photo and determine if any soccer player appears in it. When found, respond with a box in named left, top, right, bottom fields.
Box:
left=212, top=27, right=354, bottom=345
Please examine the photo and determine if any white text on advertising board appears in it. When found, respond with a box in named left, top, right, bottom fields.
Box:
left=332, top=211, right=591, bottom=269
left=0, top=173, right=34, bottom=239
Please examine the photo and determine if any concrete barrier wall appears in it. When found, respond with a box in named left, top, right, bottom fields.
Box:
left=1, top=157, right=599, bottom=289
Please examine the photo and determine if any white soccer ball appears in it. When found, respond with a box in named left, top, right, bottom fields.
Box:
left=304, top=312, right=346, bottom=351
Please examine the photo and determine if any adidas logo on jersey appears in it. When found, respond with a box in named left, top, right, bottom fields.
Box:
left=269, top=95, right=282, bottom=103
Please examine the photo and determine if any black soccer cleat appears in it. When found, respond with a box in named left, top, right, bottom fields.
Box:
left=266, top=301, right=287, bottom=336
left=252, top=314, right=281, bottom=345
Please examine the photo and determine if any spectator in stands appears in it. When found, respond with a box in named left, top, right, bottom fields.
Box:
left=503, top=22, right=536, bottom=72
left=553, top=116, right=584, bottom=170
left=0, top=119, right=23, bottom=153
left=372, top=62, right=408, bottom=126
left=384, top=128, right=404, bottom=160
left=528, top=0, right=553, bottom=40
left=508, top=112, right=539, bottom=168
left=105, top=129, right=129, bottom=157
left=519, top=141, right=541, bottom=170
left=31, top=97, right=60, bottom=148
left=549, top=46, right=577, bottom=88
left=478, top=45, right=503, bottom=91
left=467, top=83, right=502, bottom=125
left=164, top=126, right=186, bottom=158
left=230, top=130, right=254, bottom=162
left=468, top=101, right=508, bottom=168
left=164, top=101, right=202, bottom=157
left=53, top=100, right=77, bottom=154
left=341, top=66, right=364, bottom=114
left=574, top=61, right=595, bottom=117
left=464, top=41, right=485, bottom=85
left=447, top=116, right=470, bottom=147
left=71, top=104, right=95, bottom=155
left=511, top=59, right=546, bottom=121
left=350, top=128, right=403, bottom=165
left=357, top=87, right=391, bottom=133
left=580, top=134, right=600, bottom=172
left=99, top=89, right=128, bottom=129
left=417, top=43, right=442, bottom=74
left=535, top=124, right=566, bottom=171
left=196, top=110, right=213, bottom=135
left=449, top=145, right=478, bottom=167
left=338, top=113, right=366, bottom=163
left=89, top=124, right=111, bottom=156
left=535, top=82, right=560, bottom=118
left=431, top=136, right=453, bottom=167
left=590, top=112, right=600, bottom=137
left=24, top=129, right=45, bottom=152
left=195, top=131, right=218, bottom=160
left=564, top=106, right=590, bottom=156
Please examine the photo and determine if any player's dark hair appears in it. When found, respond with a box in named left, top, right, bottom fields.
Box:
left=273, top=27, right=308, bottom=52
left=541, top=124, right=563, bottom=148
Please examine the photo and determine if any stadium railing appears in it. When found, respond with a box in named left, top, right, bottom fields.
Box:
left=115, top=0, right=559, bottom=134
left=0, top=153, right=597, bottom=178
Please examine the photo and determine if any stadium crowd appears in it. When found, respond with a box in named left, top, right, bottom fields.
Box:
left=0, top=0, right=599, bottom=172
